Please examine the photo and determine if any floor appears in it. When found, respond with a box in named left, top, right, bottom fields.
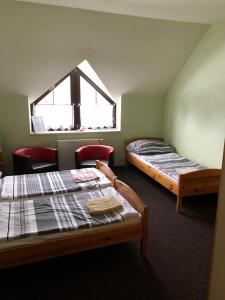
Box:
left=0, top=166, right=218, bottom=300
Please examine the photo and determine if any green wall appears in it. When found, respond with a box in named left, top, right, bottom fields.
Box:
left=0, top=94, right=163, bottom=174
left=122, top=95, right=163, bottom=137
left=163, top=23, right=225, bottom=168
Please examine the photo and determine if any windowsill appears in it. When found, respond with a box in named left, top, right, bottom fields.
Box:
left=30, top=128, right=121, bottom=135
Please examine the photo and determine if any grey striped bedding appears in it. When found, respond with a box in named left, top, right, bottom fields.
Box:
left=0, top=186, right=139, bottom=242
left=136, top=152, right=206, bottom=182
left=126, top=139, right=175, bottom=155
left=0, top=168, right=111, bottom=200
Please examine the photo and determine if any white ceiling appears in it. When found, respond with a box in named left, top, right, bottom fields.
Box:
left=15, top=0, right=225, bottom=24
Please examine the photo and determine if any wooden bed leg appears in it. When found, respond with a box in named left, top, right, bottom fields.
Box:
left=176, top=195, right=182, bottom=213
left=140, top=238, right=148, bottom=259
left=140, top=206, right=149, bottom=259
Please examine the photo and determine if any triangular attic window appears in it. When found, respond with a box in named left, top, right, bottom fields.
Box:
left=31, top=60, right=116, bottom=132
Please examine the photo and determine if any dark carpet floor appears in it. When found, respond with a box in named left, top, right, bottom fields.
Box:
left=0, top=166, right=217, bottom=300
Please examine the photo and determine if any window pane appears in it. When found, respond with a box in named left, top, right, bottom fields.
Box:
left=96, top=93, right=113, bottom=126
left=54, top=76, right=71, bottom=105
left=39, top=91, right=53, bottom=104
left=80, top=77, right=96, bottom=106
left=34, top=105, right=73, bottom=130
left=80, top=77, right=113, bottom=128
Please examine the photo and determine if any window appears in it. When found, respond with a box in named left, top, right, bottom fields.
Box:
left=33, top=77, right=73, bottom=131
left=80, top=77, right=114, bottom=129
left=31, top=62, right=116, bottom=132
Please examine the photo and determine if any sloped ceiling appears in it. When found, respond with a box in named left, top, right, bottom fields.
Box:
left=0, top=1, right=207, bottom=100
left=15, top=0, right=225, bottom=24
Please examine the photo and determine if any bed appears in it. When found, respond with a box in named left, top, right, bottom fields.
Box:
left=125, top=137, right=220, bottom=213
left=0, top=162, right=148, bottom=269
left=0, top=160, right=116, bottom=201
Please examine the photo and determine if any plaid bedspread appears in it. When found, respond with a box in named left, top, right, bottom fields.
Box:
left=0, top=187, right=139, bottom=242
left=0, top=168, right=111, bottom=200
left=140, top=152, right=206, bottom=182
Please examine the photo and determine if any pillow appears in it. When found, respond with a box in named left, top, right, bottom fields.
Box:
left=126, top=139, right=175, bottom=155
left=126, top=139, right=151, bottom=152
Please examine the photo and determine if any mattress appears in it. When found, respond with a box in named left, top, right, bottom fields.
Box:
left=130, top=152, right=206, bottom=182
left=0, top=186, right=140, bottom=246
left=0, top=168, right=111, bottom=201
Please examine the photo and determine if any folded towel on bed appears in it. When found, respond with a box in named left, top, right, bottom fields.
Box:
left=85, top=195, right=123, bottom=215
left=73, top=171, right=100, bottom=183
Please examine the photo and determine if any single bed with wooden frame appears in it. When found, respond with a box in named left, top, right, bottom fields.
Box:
left=0, top=161, right=148, bottom=269
left=125, top=137, right=221, bottom=213
left=0, top=160, right=116, bottom=202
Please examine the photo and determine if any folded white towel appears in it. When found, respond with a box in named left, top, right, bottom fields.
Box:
left=73, top=171, right=99, bottom=183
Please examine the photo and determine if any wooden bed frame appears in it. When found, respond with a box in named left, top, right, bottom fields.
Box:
left=125, top=137, right=221, bottom=213
left=96, top=160, right=117, bottom=183
left=0, top=163, right=148, bottom=269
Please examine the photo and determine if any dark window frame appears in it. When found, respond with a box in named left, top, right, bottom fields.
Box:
left=30, top=67, right=116, bottom=131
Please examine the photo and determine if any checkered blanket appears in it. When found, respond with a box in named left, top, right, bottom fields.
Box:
left=0, top=168, right=111, bottom=200
left=0, top=187, right=139, bottom=242
left=139, top=152, right=206, bottom=181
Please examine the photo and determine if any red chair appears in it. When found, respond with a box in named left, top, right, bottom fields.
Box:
left=13, top=147, right=58, bottom=175
left=75, top=145, right=114, bottom=169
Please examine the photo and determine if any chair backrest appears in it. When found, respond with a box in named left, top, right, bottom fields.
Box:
left=13, top=147, right=57, bottom=163
left=75, top=145, right=114, bottom=169
left=77, top=145, right=114, bottom=160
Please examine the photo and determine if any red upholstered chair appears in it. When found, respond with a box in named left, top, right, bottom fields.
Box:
left=75, top=145, right=114, bottom=169
left=13, top=147, right=58, bottom=175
